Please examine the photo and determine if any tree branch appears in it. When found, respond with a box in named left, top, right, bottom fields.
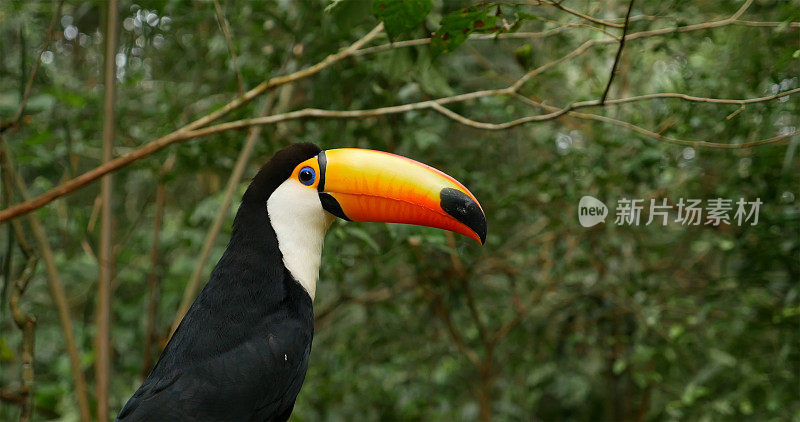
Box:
left=141, top=155, right=174, bottom=379
left=353, top=28, right=581, bottom=56
left=1, top=79, right=795, bottom=226
left=0, top=23, right=384, bottom=223
left=512, top=92, right=799, bottom=148
left=0, top=0, right=64, bottom=134
left=169, top=89, right=283, bottom=338
left=445, top=232, right=488, bottom=345
left=182, top=84, right=797, bottom=142
left=600, top=0, right=635, bottom=104
left=0, top=135, right=91, bottom=422
left=96, top=0, right=119, bottom=418
left=424, top=285, right=480, bottom=366
left=540, top=0, right=624, bottom=28
left=212, top=0, right=244, bottom=96
left=9, top=254, right=38, bottom=422
left=314, top=277, right=415, bottom=331
left=1, top=10, right=796, bottom=222
left=0, top=388, right=60, bottom=420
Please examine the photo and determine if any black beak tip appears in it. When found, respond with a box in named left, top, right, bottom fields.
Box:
left=440, top=188, right=487, bottom=244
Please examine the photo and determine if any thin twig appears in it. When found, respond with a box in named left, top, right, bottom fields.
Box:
left=0, top=0, right=65, bottom=134
left=9, top=254, right=38, bottom=422
left=213, top=0, right=244, bottom=96
left=445, top=232, right=488, bottom=345
left=353, top=28, right=580, bottom=56
left=726, top=104, right=745, bottom=120
left=600, top=0, right=635, bottom=104
left=96, top=0, right=118, bottom=418
left=424, top=284, right=480, bottom=365
left=0, top=389, right=60, bottom=419
left=623, top=0, right=756, bottom=42
left=182, top=84, right=797, bottom=141
left=540, top=0, right=624, bottom=28
left=314, top=277, right=415, bottom=331
left=142, top=155, right=174, bottom=379
left=513, top=93, right=799, bottom=148
left=489, top=234, right=556, bottom=347
left=0, top=24, right=384, bottom=223
left=0, top=135, right=91, bottom=422
left=169, top=90, right=282, bottom=337
left=353, top=16, right=797, bottom=57
left=1, top=7, right=795, bottom=222
left=542, top=17, right=621, bottom=39
left=1, top=81, right=794, bottom=226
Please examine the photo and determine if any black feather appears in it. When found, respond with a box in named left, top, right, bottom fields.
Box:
left=117, top=143, right=322, bottom=421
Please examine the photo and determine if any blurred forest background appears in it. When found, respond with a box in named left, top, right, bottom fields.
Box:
left=0, top=0, right=798, bottom=420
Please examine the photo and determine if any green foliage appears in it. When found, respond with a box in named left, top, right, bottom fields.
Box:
left=0, top=0, right=798, bottom=421
left=431, top=4, right=500, bottom=55
left=372, top=0, right=433, bottom=39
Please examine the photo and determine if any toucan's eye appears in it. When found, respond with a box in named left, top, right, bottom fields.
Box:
left=298, top=166, right=316, bottom=186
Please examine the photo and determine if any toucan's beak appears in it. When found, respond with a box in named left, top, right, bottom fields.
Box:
left=311, top=148, right=486, bottom=244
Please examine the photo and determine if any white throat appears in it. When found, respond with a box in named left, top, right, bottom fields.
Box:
left=266, top=178, right=334, bottom=301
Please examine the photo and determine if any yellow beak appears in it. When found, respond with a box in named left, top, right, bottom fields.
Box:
left=298, top=148, right=486, bottom=244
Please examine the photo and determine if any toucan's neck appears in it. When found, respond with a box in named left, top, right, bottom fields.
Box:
left=214, top=201, right=290, bottom=303
left=265, top=179, right=334, bottom=301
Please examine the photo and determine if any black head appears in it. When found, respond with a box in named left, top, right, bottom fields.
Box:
left=242, top=142, right=322, bottom=205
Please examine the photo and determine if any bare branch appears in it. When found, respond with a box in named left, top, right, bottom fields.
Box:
left=182, top=84, right=797, bottom=141
left=511, top=40, right=596, bottom=91
left=513, top=93, right=799, bottom=148
left=600, top=0, right=635, bottom=104
left=0, top=135, right=91, bottom=422
left=424, top=284, right=481, bottom=366
left=539, top=0, right=624, bottom=28
left=0, top=23, right=384, bottom=223
left=733, top=20, right=800, bottom=28
left=9, top=254, right=38, bottom=422
left=623, top=0, right=755, bottom=42
left=354, top=15, right=797, bottom=57
left=0, top=388, right=60, bottom=419
left=729, top=0, right=754, bottom=21
left=169, top=90, right=283, bottom=338
left=2, top=81, right=795, bottom=226
left=213, top=0, right=244, bottom=96
left=96, top=0, right=119, bottom=418
left=314, top=277, right=415, bottom=331
left=0, top=0, right=64, bottom=134
left=353, top=28, right=579, bottom=57
left=142, top=155, right=174, bottom=379
left=1, top=11, right=797, bottom=222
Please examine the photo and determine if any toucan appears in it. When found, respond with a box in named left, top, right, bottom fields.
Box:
left=116, top=143, right=486, bottom=421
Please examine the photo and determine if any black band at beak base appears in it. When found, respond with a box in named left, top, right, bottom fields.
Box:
left=320, top=192, right=351, bottom=221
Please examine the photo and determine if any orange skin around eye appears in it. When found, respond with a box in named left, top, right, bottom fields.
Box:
left=311, top=148, right=485, bottom=244
left=291, top=157, right=322, bottom=190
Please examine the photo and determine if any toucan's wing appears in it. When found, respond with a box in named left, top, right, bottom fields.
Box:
left=117, top=309, right=312, bottom=421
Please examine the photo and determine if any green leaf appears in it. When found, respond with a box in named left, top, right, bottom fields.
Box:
left=516, top=11, right=542, bottom=21
left=514, top=44, right=533, bottom=68
left=0, top=336, right=14, bottom=361
left=612, top=359, right=627, bottom=375
left=372, top=0, right=433, bottom=39
left=431, top=5, right=499, bottom=55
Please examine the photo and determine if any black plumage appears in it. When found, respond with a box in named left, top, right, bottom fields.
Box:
left=117, top=143, right=323, bottom=421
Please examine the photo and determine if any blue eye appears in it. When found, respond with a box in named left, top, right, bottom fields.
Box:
left=298, top=166, right=316, bottom=185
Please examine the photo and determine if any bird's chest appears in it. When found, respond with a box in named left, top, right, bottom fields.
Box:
left=265, top=331, right=298, bottom=367
left=258, top=308, right=313, bottom=370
